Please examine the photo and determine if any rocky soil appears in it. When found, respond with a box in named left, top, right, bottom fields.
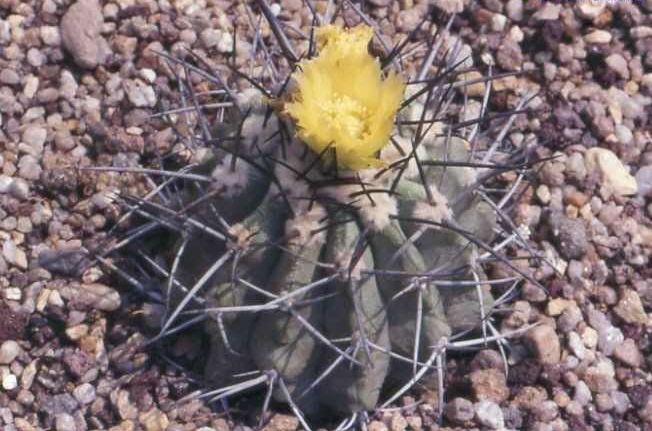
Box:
left=0, top=0, right=651, bottom=430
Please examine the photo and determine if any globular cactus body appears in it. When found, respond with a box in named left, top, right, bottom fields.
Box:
left=161, top=89, right=501, bottom=415
left=110, top=21, right=532, bottom=423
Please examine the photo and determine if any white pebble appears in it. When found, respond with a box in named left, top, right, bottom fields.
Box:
left=55, top=413, right=77, bottom=431
left=0, top=340, right=19, bottom=364
left=217, top=31, right=233, bottom=54
left=475, top=401, right=504, bottom=429
left=584, top=30, right=612, bottom=44
left=124, top=79, right=156, bottom=108
left=73, top=383, right=96, bottom=404
left=3, top=288, right=21, bottom=301
left=509, top=25, right=524, bottom=43
left=2, top=374, right=17, bottom=390
left=8, top=178, right=30, bottom=200
left=0, top=175, right=12, bottom=194
left=631, top=26, right=652, bottom=39
left=40, top=26, right=61, bottom=46
left=23, top=75, right=39, bottom=99
left=491, top=13, right=507, bottom=32
left=139, top=68, right=156, bottom=83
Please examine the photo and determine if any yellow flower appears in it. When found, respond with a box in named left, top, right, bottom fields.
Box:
left=285, top=25, right=405, bottom=170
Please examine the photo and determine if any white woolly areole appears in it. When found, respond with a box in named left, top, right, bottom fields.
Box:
left=241, top=112, right=280, bottom=153
left=210, top=159, right=251, bottom=198
left=285, top=204, right=327, bottom=247
left=235, top=87, right=266, bottom=111
left=412, top=185, right=452, bottom=224
left=380, top=135, right=429, bottom=180
left=357, top=191, right=397, bottom=231
left=322, top=169, right=397, bottom=232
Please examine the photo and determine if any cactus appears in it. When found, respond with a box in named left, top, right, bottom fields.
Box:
left=102, top=11, right=540, bottom=427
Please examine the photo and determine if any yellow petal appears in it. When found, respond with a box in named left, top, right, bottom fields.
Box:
left=285, top=24, right=405, bottom=170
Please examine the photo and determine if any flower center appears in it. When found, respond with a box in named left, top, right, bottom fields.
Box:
left=320, top=93, right=370, bottom=141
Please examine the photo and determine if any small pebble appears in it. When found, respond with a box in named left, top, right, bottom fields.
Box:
left=469, top=368, right=510, bottom=403
left=60, top=0, right=107, bottom=69
left=2, top=374, right=18, bottom=390
left=18, top=154, right=42, bottom=181
left=536, top=185, right=551, bottom=204
left=533, top=3, right=561, bottom=20
left=60, top=70, right=78, bottom=100
left=16, top=389, right=35, bottom=405
left=0, top=69, right=20, bottom=85
left=40, top=25, right=61, bottom=46
left=613, top=338, right=642, bottom=368
left=568, top=332, right=587, bottom=360
left=585, top=148, right=637, bottom=197
left=631, top=26, right=652, bottom=39
left=584, top=30, right=612, bottom=44
left=532, top=400, right=559, bottom=422
left=27, top=48, right=46, bottom=67
left=124, top=79, right=157, bottom=108
left=605, top=54, right=630, bottom=80
left=2, top=241, right=28, bottom=270
left=546, top=298, right=575, bottom=316
left=582, top=327, right=598, bottom=349
left=576, top=1, right=605, bottom=19
left=444, top=397, right=474, bottom=424
left=614, top=124, right=633, bottom=145
left=611, top=391, right=630, bottom=415
left=547, top=211, right=588, bottom=260
left=20, top=361, right=38, bottom=390
left=55, top=413, right=77, bottom=431
left=8, top=178, right=30, bottom=200
left=389, top=413, right=407, bottom=431
left=635, top=166, right=652, bottom=198
left=584, top=366, right=618, bottom=394
left=0, top=340, right=20, bottom=364
left=200, top=28, right=221, bottom=49
left=368, top=421, right=388, bottom=431
left=558, top=305, right=583, bottom=333
left=598, top=325, right=624, bottom=356
left=524, top=324, right=561, bottom=363
left=139, top=407, right=169, bottom=431
left=0, top=175, right=12, bottom=194
left=613, top=289, right=649, bottom=325
left=496, top=38, right=523, bottom=71
left=474, top=401, right=504, bottom=429
left=470, top=349, right=504, bottom=371
left=505, top=0, right=523, bottom=21
left=22, top=125, right=47, bottom=154
left=3, top=287, right=22, bottom=301
left=491, top=13, right=507, bottom=32
left=595, top=393, right=614, bottom=412
left=574, top=381, right=592, bottom=406
left=139, top=68, right=156, bottom=83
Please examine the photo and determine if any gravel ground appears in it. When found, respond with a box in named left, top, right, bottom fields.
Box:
left=0, top=0, right=651, bottom=430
